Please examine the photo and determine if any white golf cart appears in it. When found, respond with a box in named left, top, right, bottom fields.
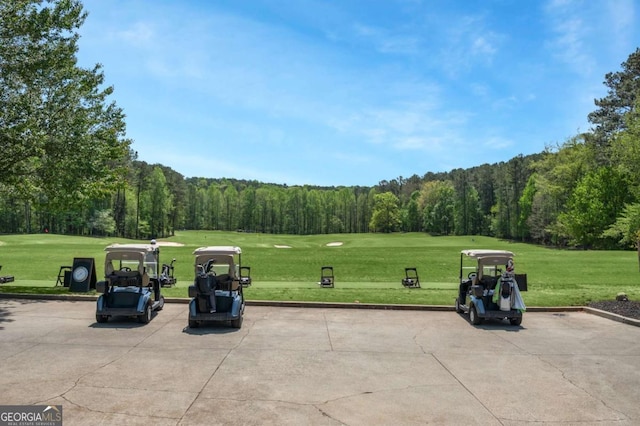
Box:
left=188, top=246, right=245, bottom=328
left=455, top=249, right=526, bottom=325
left=95, top=242, right=166, bottom=324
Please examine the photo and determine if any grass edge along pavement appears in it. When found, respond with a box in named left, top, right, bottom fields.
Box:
left=1, top=231, right=640, bottom=307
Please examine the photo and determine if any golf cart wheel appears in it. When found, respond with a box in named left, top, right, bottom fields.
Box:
left=139, top=304, right=152, bottom=324
left=157, top=296, right=165, bottom=311
left=509, top=316, right=522, bottom=326
left=188, top=319, right=199, bottom=328
left=231, top=316, right=243, bottom=329
left=96, top=314, right=108, bottom=323
left=455, top=298, right=463, bottom=313
left=469, top=305, right=482, bottom=325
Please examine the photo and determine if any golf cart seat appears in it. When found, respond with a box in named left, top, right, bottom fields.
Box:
left=480, top=275, right=498, bottom=290
left=109, top=270, right=142, bottom=287
left=215, top=274, right=236, bottom=290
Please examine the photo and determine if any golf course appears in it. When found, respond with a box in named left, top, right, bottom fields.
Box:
left=1, top=231, right=638, bottom=307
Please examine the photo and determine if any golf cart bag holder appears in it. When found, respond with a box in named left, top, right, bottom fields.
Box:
left=320, top=266, right=334, bottom=288
left=401, top=267, right=420, bottom=288
left=195, top=273, right=217, bottom=312
left=239, top=266, right=252, bottom=287
left=0, top=265, right=14, bottom=284
left=159, top=258, right=177, bottom=287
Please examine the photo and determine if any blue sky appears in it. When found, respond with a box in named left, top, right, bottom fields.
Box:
left=76, top=0, right=639, bottom=187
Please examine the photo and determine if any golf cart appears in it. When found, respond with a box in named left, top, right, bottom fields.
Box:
left=455, top=249, right=526, bottom=326
left=0, top=265, right=14, bottom=284
left=95, top=242, right=165, bottom=324
left=320, top=266, right=334, bottom=288
left=188, top=246, right=245, bottom=328
left=401, top=267, right=420, bottom=288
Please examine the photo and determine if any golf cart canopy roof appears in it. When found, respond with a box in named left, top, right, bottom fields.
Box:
left=193, top=246, right=242, bottom=256
left=461, top=249, right=514, bottom=260
left=105, top=244, right=159, bottom=254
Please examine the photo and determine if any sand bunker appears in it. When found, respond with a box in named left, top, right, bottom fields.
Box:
left=274, top=245, right=292, bottom=249
left=326, top=242, right=343, bottom=247
left=155, top=241, right=185, bottom=247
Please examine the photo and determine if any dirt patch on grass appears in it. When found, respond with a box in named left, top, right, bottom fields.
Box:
left=326, top=242, right=343, bottom=247
left=274, top=245, right=292, bottom=249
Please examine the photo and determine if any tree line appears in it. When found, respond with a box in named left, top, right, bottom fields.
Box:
left=1, top=1, right=639, bottom=249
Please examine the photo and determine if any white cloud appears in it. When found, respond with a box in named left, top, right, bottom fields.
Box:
left=352, top=23, right=421, bottom=55
left=115, top=22, right=155, bottom=47
left=438, top=15, right=503, bottom=76
left=543, top=0, right=595, bottom=74
left=605, top=0, right=635, bottom=57
left=482, top=136, right=513, bottom=150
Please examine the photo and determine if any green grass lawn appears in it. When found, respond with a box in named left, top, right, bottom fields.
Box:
left=1, top=231, right=639, bottom=306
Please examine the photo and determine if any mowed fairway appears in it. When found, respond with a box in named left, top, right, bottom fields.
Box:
left=0, top=231, right=638, bottom=306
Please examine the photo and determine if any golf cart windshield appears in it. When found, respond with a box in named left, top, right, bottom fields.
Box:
left=193, top=246, right=242, bottom=279
left=460, top=250, right=514, bottom=281
left=105, top=244, right=159, bottom=278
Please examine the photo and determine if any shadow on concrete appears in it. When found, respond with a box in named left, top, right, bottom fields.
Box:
left=181, top=325, right=241, bottom=335
left=0, top=298, right=51, bottom=330
left=455, top=311, right=525, bottom=331
left=89, top=312, right=160, bottom=329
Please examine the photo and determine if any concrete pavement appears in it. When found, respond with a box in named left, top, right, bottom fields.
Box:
left=1, top=299, right=639, bottom=425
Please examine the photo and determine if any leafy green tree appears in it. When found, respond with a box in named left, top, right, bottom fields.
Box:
left=403, top=191, right=421, bottom=232
left=527, top=136, right=597, bottom=244
left=239, top=186, right=257, bottom=231
left=0, top=0, right=131, bottom=209
left=418, top=180, right=454, bottom=235
left=89, top=209, right=115, bottom=236
left=558, top=167, right=631, bottom=248
left=369, top=192, right=401, bottom=233
left=146, top=167, right=172, bottom=238
left=518, top=174, right=537, bottom=241
left=588, top=48, right=640, bottom=158
left=603, top=203, right=640, bottom=249
left=223, top=184, right=239, bottom=231
left=611, top=97, right=640, bottom=196
left=454, top=185, right=482, bottom=236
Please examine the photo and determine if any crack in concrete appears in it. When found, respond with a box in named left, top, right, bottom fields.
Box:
left=535, top=355, right=629, bottom=423
left=487, top=328, right=629, bottom=423
left=412, top=326, right=428, bottom=355
left=51, top=393, right=181, bottom=421
left=323, top=312, right=334, bottom=351
left=38, top=307, right=184, bottom=415
left=176, top=312, right=252, bottom=424
left=3, top=342, right=40, bottom=361
left=431, top=353, right=505, bottom=425
left=313, top=404, right=349, bottom=425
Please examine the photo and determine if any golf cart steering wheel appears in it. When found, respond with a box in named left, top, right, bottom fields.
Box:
left=120, top=267, right=131, bottom=272
left=468, top=272, right=477, bottom=280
